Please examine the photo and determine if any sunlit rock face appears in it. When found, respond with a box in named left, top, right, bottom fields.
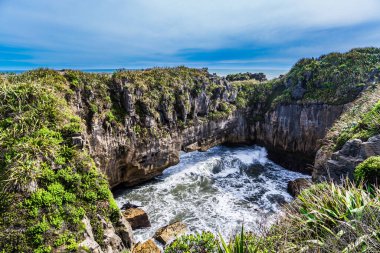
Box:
left=80, top=82, right=344, bottom=188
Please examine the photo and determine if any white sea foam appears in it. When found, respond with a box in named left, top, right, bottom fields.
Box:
left=114, top=145, right=309, bottom=242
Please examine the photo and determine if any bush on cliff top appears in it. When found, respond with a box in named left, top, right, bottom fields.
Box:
left=284, top=48, right=380, bottom=104
left=226, top=72, right=267, bottom=82
left=355, top=156, right=380, bottom=185
left=271, top=47, right=380, bottom=105
left=0, top=69, right=119, bottom=252
left=230, top=48, right=380, bottom=114
left=335, top=99, right=380, bottom=150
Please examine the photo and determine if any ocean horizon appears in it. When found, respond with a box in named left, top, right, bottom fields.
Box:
left=0, top=67, right=288, bottom=79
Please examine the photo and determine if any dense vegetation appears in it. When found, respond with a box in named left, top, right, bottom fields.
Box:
left=231, top=47, right=380, bottom=113
left=226, top=72, right=267, bottom=82
left=0, top=70, right=119, bottom=252
left=166, top=182, right=380, bottom=253
left=335, top=99, right=380, bottom=150
left=355, top=156, right=380, bottom=185
left=278, top=47, right=380, bottom=104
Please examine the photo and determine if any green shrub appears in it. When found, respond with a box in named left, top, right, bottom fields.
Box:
left=334, top=100, right=380, bottom=150
left=355, top=156, right=380, bottom=184
left=165, top=232, right=219, bottom=253
left=0, top=69, right=120, bottom=251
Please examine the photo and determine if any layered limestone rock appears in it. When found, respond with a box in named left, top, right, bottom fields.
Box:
left=90, top=110, right=249, bottom=188
left=80, top=91, right=344, bottom=187
left=68, top=66, right=376, bottom=187
left=312, top=84, right=380, bottom=182
left=75, top=72, right=249, bottom=188
left=251, top=103, right=344, bottom=172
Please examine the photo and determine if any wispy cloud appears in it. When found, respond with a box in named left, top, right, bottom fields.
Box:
left=0, top=0, right=380, bottom=70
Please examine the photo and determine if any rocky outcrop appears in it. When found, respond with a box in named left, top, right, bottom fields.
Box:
left=79, top=215, right=134, bottom=253
left=154, top=222, right=188, bottom=245
left=132, top=239, right=161, bottom=253
left=123, top=208, right=151, bottom=230
left=252, top=103, right=344, bottom=172
left=287, top=178, right=312, bottom=197
left=313, top=135, right=380, bottom=182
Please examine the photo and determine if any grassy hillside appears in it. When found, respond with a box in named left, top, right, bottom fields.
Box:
left=0, top=70, right=119, bottom=252
left=232, top=47, right=380, bottom=111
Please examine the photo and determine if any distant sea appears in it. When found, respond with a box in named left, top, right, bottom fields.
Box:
left=0, top=68, right=288, bottom=79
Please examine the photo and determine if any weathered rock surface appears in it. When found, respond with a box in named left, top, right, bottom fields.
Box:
left=287, top=178, right=312, bottom=197
left=72, top=69, right=364, bottom=188
left=132, top=239, right=161, bottom=253
left=154, top=222, right=188, bottom=245
left=313, top=135, right=380, bottom=182
left=79, top=215, right=133, bottom=253
left=75, top=73, right=251, bottom=188
left=123, top=208, right=151, bottom=230
left=79, top=216, right=104, bottom=253
left=252, top=103, right=344, bottom=172
left=86, top=109, right=249, bottom=188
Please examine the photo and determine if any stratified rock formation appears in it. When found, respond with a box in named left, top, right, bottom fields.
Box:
left=252, top=103, right=344, bottom=172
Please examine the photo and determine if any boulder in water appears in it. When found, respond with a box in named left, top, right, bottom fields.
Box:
left=245, top=162, right=265, bottom=177
left=287, top=178, right=311, bottom=197
left=123, top=208, right=151, bottom=230
left=121, top=201, right=141, bottom=210
left=132, top=239, right=160, bottom=253
left=154, top=221, right=188, bottom=245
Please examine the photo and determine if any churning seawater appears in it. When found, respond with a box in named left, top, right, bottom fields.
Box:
left=114, top=145, right=309, bottom=242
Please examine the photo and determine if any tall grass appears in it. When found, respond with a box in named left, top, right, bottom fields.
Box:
left=168, top=181, right=380, bottom=253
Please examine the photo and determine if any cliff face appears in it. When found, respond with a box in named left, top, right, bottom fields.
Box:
left=313, top=84, right=380, bottom=182
left=83, top=90, right=344, bottom=187
left=251, top=103, right=344, bottom=172
left=70, top=68, right=248, bottom=188
left=75, top=76, right=369, bottom=187
left=86, top=110, right=249, bottom=188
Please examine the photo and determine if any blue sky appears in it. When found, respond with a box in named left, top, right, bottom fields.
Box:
left=1, top=0, right=380, bottom=74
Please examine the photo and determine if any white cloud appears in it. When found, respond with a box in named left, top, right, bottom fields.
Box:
left=0, top=0, right=380, bottom=67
